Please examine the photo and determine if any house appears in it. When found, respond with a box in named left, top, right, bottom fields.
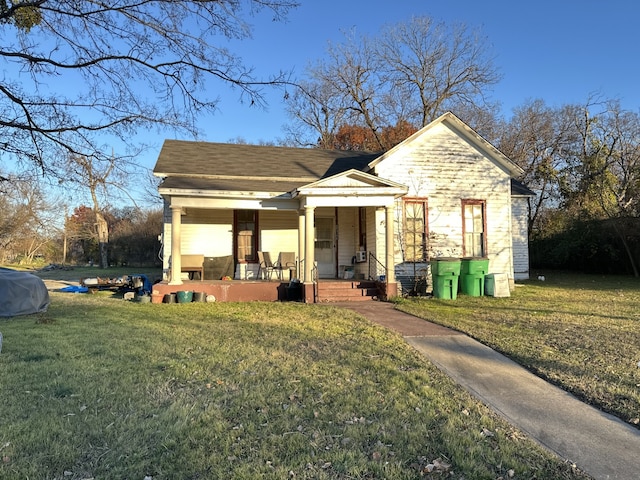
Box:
left=153, top=112, right=534, bottom=302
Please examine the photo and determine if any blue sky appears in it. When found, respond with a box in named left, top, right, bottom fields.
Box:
left=187, top=0, right=638, bottom=150
left=25, top=0, right=634, bottom=207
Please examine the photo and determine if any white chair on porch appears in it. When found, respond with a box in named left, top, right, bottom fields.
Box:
left=274, top=252, right=296, bottom=281
left=257, top=251, right=276, bottom=280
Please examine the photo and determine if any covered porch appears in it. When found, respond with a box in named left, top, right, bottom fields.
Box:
left=160, top=170, right=407, bottom=303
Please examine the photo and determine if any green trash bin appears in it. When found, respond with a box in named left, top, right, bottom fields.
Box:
left=460, top=258, right=489, bottom=296
left=430, top=258, right=461, bottom=300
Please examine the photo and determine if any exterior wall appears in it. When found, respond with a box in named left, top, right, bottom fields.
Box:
left=259, top=210, right=298, bottom=255
left=162, top=205, right=300, bottom=280
left=373, top=122, right=516, bottom=282
left=337, top=207, right=359, bottom=276
left=162, top=204, right=233, bottom=279
left=373, top=207, right=387, bottom=279
left=511, top=196, right=531, bottom=280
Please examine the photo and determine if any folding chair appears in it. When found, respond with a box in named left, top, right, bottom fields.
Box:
left=275, top=252, right=297, bottom=281
left=257, top=251, right=276, bottom=280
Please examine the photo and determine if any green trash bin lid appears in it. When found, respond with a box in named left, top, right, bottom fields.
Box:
left=460, top=257, right=489, bottom=275
left=430, top=257, right=461, bottom=276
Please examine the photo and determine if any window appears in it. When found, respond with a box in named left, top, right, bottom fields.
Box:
left=462, top=200, right=486, bottom=257
left=234, top=210, right=258, bottom=262
left=403, top=199, right=428, bottom=262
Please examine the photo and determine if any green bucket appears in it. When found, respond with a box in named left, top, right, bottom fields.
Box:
left=176, top=290, right=193, bottom=303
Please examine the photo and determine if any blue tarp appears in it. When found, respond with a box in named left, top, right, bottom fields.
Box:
left=132, top=274, right=153, bottom=294
left=60, top=285, right=89, bottom=293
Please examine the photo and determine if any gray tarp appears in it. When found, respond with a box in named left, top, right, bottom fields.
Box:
left=0, top=268, right=50, bottom=317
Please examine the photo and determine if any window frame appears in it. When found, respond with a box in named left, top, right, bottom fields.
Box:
left=461, top=199, right=487, bottom=258
left=402, top=197, right=429, bottom=262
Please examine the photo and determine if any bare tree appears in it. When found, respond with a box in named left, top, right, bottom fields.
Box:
left=496, top=99, right=578, bottom=234
left=0, top=173, right=58, bottom=263
left=375, top=17, right=501, bottom=128
left=283, top=78, right=348, bottom=148
left=285, top=17, right=500, bottom=149
left=64, top=152, right=139, bottom=268
left=0, top=0, right=297, bottom=176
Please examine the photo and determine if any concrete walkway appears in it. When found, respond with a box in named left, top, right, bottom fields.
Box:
left=336, top=301, right=640, bottom=480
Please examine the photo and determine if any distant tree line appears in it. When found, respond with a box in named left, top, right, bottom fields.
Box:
left=0, top=182, right=162, bottom=268
left=64, top=206, right=163, bottom=267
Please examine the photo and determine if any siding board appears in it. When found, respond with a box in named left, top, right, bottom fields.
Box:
left=374, top=123, right=516, bottom=281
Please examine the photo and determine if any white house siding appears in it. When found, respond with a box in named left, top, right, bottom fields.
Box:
left=162, top=206, right=234, bottom=277
left=364, top=206, right=384, bottom=279
left=337, top=207, right=358, bottom=276
left=259, top=210, right=298, bottom=257
left=373, top=122, right=516, bottom=282
left=511, top=196, right=530, bottom=280
left=373, top=207, right=387, bottom=278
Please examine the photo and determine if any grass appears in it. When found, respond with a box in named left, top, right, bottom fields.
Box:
left=394, top=271, right=640, bottom=427
left=0, top=285, right=588, bottom=479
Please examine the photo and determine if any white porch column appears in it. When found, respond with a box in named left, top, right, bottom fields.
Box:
left=304, top=205, right=315, bottom=283
left=169, top=205, right=183, bottom=285
left=298, top=209, right=305, bottom=280
left=385, top=204, right=396, bottom=284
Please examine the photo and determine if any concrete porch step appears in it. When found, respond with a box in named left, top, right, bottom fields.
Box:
left=316, top=280, right=380, bottom=302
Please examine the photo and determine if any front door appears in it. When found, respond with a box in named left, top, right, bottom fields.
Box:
left=315, top=217, right=336, bottom=278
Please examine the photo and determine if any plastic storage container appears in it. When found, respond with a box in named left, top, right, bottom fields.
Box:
left=460, top=258, right=489, bottom=296
left=485, top=273, right=511, bottom=297
left=430, top=258, right=461, bottom=300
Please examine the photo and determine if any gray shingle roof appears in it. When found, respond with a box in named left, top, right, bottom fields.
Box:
left=511, top=178, right=537, bottom=196
left=154, top=140, right=380, bottom=180
left=159, top=176, right=305, bottom=194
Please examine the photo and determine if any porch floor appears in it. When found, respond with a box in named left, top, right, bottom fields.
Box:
left=150, top=278, right=383, bottom=303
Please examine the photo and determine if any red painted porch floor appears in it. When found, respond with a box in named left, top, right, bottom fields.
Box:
left=150, top=278, right=382, bottom=303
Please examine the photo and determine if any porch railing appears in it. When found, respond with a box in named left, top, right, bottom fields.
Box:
left=368, top=252, right=386, bottom=281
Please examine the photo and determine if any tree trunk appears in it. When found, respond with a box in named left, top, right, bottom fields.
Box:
left=96, top=211, right=109, bottom=268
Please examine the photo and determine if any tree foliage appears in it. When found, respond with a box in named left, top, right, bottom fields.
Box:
left=0, top=1, right=41, bottom=31
left=0, top=0, right=297, bottom=176
left=65, top=205, right=162, bottom=266
left=285, top=16, right=500, bottom=149
left=329, top=121, right=418, bottom=151
left=498, top=98, right=640, bottom=276
left=496, top=99, right=577, bottom=234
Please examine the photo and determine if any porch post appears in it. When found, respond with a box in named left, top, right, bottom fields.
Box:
left=298, top=209, right=305, bottom=280
left=385, top=204, right=397, bottom=296
left=169, top=205, right=183, bottom=285
left=304, top=205, right=315, bottom=284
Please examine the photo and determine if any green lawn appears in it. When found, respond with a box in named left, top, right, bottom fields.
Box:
left=0, top=284, right=588, bottom=479
left=395, top=272, right=640, bottom=427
